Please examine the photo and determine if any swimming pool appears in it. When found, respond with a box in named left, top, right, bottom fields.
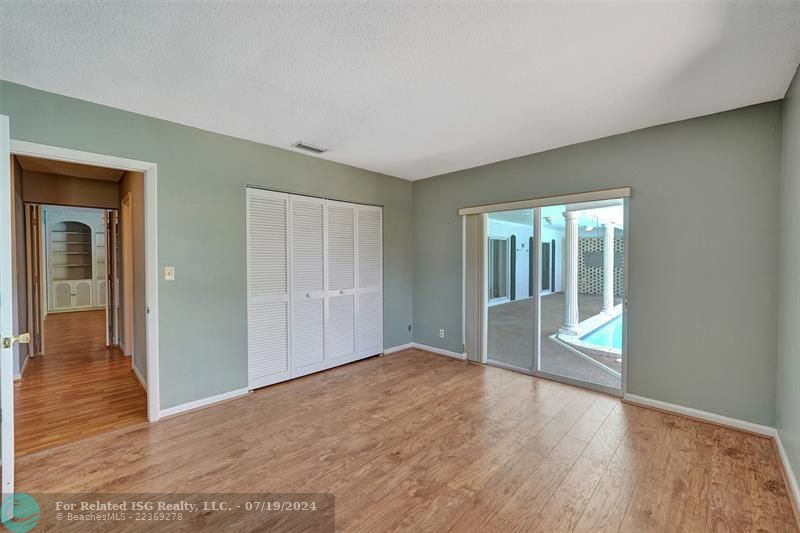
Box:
left=580, top=315, right=623, bottom=351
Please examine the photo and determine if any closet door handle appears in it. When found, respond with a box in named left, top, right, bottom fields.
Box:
left=339, top=289, right=345, bottom=295
left=306, top=292, right=312, bottom=298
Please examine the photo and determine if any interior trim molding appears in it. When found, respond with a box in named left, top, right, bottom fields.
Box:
left=10, top=139, right=161, bottom=423
left=132, top=364, right=147, bottom=391
left=13, top=354, right=29, bottom=381
left=383, top=343, right=414, bottom=355
left=411, top=342, right=467, bottom=360
left=458, top=186, right=631, bottom=216
left=776, top=432, right=800, bottom=525
left=159, top=388, right=250, bottom=419
left=623, top=393, right=776, bottom=437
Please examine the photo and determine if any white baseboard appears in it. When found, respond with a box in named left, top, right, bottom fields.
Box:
left=380, top=342, right=466, bottom=360
left=623, top=393, right=776, bottom=437
left=411, top=342, right=467, bottom=361
left=132, top=363, right=147, bottom=391
left=383, top=342, right=414, bottom=355
left=159, top=388, right=250, bottom=419
left=776, top=431, right=800, bottom=523
left=13, top=354, right=29, bottom=381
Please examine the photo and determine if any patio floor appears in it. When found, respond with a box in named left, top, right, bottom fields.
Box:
left=487, top=293, right=622, bottom=389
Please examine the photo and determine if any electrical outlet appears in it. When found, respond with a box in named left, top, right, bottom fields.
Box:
left=164, top=266, right=175, bottom=281
left=439, top=329, right=445, bottom=338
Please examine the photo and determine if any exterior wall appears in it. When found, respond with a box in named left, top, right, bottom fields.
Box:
left=540, top=225, right=564, bottom=293
left=413, top=102, right=782, bottom=426
left=487, top=217, right=532, bottom=299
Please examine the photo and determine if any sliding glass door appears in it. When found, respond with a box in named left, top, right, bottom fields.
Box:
left=484, top=198, right=626, bottom=394
left=538, top=200, right=624, bottom=392
left=486, top=209, right=536, bottom=371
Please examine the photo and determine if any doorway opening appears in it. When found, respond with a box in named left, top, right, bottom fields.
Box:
left=9, top=154, right=148, bottom=455
left=478, top=196, right=627, bottom=394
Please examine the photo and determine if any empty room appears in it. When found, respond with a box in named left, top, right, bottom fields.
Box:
left=1, top=1, right=800, bottom=531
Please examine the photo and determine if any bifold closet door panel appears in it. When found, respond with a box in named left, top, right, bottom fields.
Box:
left=326, top=201, right=356, bottom=360
left=357, top=205, right=383, bottom=357
left=291, top=196, right=326, bottom=370
left=247, top=189, right=291, bottom=389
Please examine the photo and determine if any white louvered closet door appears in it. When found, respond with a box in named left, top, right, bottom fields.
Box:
left=325, top=201, right=356, bottom=361
left=247, top=189, right=291, bottom=389
left=357, top=205, right=383, bottom=357
left=291, top=196, right=326, bottom=374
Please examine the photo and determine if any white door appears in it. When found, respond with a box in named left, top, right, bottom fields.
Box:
left=0, top=115, right=17, bottom=498
left=73, top=279, right=93, bottom=308
left=325, top=201, right=356, bottom=361
left=247, top=189, right=291, bottom=389
left=290, top=196, right=326, bottom=374
left=52, top=280, right=73, bottom=310
left=357, top=205, right=383, bottom=357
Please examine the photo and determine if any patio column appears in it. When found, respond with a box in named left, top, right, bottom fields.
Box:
left=560, top=210, right=580, bottom=336
left=601, top=222, right=616, bottom=314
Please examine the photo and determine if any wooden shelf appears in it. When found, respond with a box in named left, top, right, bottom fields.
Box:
left=48, top=216, right=104, bottom=310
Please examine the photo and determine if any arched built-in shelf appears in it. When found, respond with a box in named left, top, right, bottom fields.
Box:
left=45, top=208, right=106, bottom=312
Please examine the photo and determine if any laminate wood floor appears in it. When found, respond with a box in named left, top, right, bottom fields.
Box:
left=14, top=349, right=798, bottom=532
left=14, top=309, right=147, bottom=456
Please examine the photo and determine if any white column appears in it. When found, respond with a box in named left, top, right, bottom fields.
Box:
left=560, top=211, right=580, bottom=336
left=601, top=222, right=615, bottom=314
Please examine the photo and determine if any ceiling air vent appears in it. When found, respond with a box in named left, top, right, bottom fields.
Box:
left=291, top=141, right=328, bottom=154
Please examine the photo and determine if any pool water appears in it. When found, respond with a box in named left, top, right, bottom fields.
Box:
left=581, top=315, right=623, bottom=351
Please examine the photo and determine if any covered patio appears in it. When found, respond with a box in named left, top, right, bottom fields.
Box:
left=487, top=293, right=622, bottom=389
left=486, top=201, right=624, bottom=390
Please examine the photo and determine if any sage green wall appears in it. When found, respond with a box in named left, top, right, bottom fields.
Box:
left=778, top=65, right=800, bottom=478
left=0, top=81, right=414, bottom=410
left=413, top=102, right=782, bottom=426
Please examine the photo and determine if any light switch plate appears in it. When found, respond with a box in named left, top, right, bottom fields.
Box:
left=164, top=266, right=175, bottom=281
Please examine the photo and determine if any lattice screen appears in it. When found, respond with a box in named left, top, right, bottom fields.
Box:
left=578, top=237, right=624, bottom=296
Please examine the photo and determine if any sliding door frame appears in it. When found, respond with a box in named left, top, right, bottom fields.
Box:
left=461, top=188, right=630, bottom=397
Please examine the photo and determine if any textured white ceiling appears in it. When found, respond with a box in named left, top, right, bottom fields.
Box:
left=2, top=1, right=799, bottom=180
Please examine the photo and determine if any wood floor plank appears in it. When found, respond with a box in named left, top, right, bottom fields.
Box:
left=8, top=348, right=798, bottom=532
left=14, top=309, right=147, bottom=456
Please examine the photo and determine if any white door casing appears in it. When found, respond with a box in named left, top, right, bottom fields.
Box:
left=9, top=140, right=160, bottom=422
left=0, top=114, right=16, bottom=498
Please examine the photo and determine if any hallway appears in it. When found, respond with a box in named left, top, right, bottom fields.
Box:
left=14, top=309, right=147, bottom=456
